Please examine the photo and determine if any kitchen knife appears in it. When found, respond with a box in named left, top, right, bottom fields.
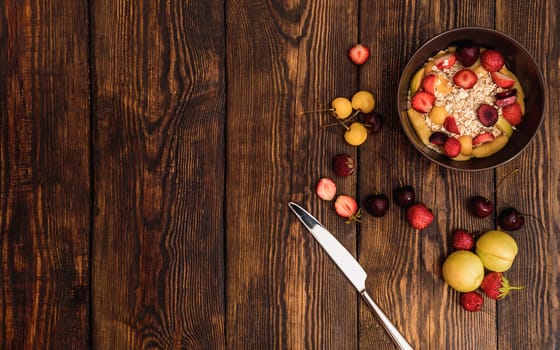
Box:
left=288, top=202, right=413, bottom=350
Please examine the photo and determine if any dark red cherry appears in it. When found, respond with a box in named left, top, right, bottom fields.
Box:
left=469, top=196, right=494, bottom=218
left=366, top=194, right=390, bottom=217
left=498, top=207, right=524, bottom=231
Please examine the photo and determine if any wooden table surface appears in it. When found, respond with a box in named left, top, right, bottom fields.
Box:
left=1, top=1, right=559, bottom=349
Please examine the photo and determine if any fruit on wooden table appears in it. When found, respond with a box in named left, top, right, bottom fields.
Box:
left=498, top=207, right=524, bottom=231
left=361, top=112, right=383, bottom=134
left=475, top=230, right=518, bottom=272
left=316, top=178, right=336, bottom=201
left=331, top=97, right=354, bottom=119
left=351, top=90, right=375, bottom=113
left=365, top=194, right=390, bottom=217
left=332, top=153, right=356, bottom=177
left=442, top=250, right=485, bottom=292
left=405, top=203, right=434, bottom=229
left=452, top=229, right=475, bottom=251
left=393, top=185, right=415, bottom=208
left=348, top=43, right=370, bottom=65
left=334, top=195, right=361, bottom=223
left=344, top=122, right=368, bottom=146
left=460, top=291, right=484, bottom=312
left=480, top=271, right=523, bottom=300
left=469, top=195, right=494, bottom=218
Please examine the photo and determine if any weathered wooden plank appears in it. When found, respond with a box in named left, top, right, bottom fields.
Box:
left=91, top=1, right=226, bottom=348
left=358, top=2, right=496, bottom=349
left=0, top=0, right=91, bottom=348
left=495, top=1, right=559, bottom=348
left=225, top=0, right=359, bottom=348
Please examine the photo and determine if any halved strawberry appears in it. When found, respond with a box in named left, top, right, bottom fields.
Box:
left=443, top=116, right=460, bottom=134
left=502, top=102, right=523, bottom=126
left=443, top=137, right=461, bottom=157
left=421, top=74, right=437, bottom=94
left=453, top=69, right=478, bottom=89
left=334, top=195, right=361, bottom=223
left=435, top=53, right=457, bottom=70
left=481, top=49, right=505, bottom=72
left=491, top=71, right=515, bottom=88
left=473, top=132, right=495, bottom=145
left=348, top=44, right=370, bottom=65
left=411, top=91, right=435, bottom=113
left=316, top=178, right=336, bottom=201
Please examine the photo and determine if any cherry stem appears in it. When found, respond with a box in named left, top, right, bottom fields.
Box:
left=377, top=152, right=405, bottom=188
left=321, top=115, right=350, bottom=130
left=487, top=168, right=519, bottom=198
left=522, top=213, right=547, bottom=232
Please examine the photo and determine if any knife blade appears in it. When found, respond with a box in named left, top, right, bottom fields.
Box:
left=288, top=202, right=413, bottom=350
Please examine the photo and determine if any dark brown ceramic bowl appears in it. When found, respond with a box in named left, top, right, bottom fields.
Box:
left=397, top=27, right=545, bottom=171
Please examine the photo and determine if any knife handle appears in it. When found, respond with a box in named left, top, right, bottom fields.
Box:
left=361, top=291, right=413, bottom=350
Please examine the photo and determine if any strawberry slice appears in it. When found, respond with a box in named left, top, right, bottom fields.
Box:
left=348, top=44, right=370, bottom=65
left=481, top=50, right=505, bottom=72
left=434, top=53, right=457, bottom=70
left=443, top=137, right=461, bottom=157
left=410, top=91, right=435, bottom=113
left=453, top=69, right=478, bottom=89
left=334, top=195, right=361, bottom=223
left=473, top=132, right=496, bottom=145
left=443, top=116, right=460, bottom=134
left=316, top=178, right=336, bottom=201
left=502, top=102, right=523, bottom=126
left=491, top=71, right=515, bottom=88
left=421, top=74, right=437, bottom=94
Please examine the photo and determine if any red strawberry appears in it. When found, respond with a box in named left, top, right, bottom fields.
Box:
left=491, top=71, right=515, bottom=88
left=411, top=91, right=435, bottom=113
left=480, top=272, right=523, bottom=300
left=452, top=229, right=474, bottom=250
left=443, top=137, right=461, bottom=157
left=434, top=53, right=457, bottom=70
left=453, top=69, right=478, bottom=89
left=421, top=74, right=437, bottom=94
left=406, top=203, right=434, bottom=230
left=460, top=292, right=484, bottom=312
left=443, top=116, right=460, bottom=134
left=481, top=49, right=505, bottom=72
left=502, top=101, right=523, bottom=126
left=348, top=44, right=370, bottom=65
left=334, top=195, right=361, bottom=223
left=316, top=178, right=336, bottom=201
left=333, top=154, right=356, bottom=176
left=473, top=132, right=495, bottom=145
left=477, top=104, right=498, bottom=126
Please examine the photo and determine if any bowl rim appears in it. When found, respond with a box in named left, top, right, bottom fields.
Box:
left=397, top=26, right=546, bottom=171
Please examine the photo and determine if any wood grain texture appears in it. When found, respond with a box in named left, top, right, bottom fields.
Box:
left=0, top=0, right=91, bottom=349
left=495, top=0, right=559, bottom=348
left=91, top=0, right=226, bottom=348
left=226, top=0, right=359, bottom=348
